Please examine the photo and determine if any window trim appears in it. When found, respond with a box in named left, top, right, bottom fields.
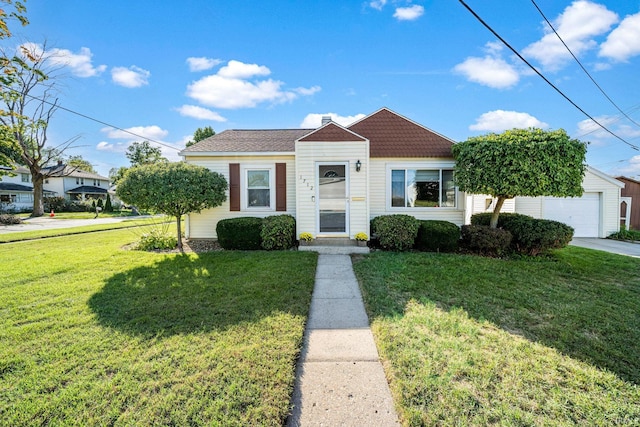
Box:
left=241, top=165, right=275, bottom=211
left=386, top=163, right=457, bottom=210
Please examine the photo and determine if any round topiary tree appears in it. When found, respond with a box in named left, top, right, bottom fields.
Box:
left=116, top=162, right=228, bottom=251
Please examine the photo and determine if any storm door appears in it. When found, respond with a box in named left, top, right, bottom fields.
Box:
left=317, top=163, right=348, bottom=234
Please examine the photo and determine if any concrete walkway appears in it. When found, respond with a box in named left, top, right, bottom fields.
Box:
left=0, top=215, right=152, bottom=234
left=288, top=253, right=399, bottom=426
left=570, top=237, right=640, bottom=258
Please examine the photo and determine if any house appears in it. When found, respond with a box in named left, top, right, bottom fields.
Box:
left=617, top=176, right=639, bottom=230
left=180, top=107, right=622, bottom=240
left=0, top=163, right=110, bottom=212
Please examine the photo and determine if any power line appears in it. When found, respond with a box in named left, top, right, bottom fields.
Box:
left=530, top=0, right=640, bottom=130
left=0, top=84, right=181, bottom=152
left=457, top=0, right=639, bottom=151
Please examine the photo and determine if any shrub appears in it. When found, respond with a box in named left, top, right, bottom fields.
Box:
left=44, top=196, right=66, bottom=212
left=216, top=217, right=263, bottom=250
left=460, top=224, right=512, bottom=256
left=471, top=213, right=573, bottom=255
left=609, top=226, right=640, bottom=242
left=0, top=213, right=22, bottom=225
left=261, top=215, right=296, bottom=250
left=415, top=220, right=460, bottom=252
left=371, top=214, right=419, bottom=251
left=97, top=198, right=104, bottom=208
left=104, top=194, right=113, bottom=212
left=135, top=229, right=178, bottom=251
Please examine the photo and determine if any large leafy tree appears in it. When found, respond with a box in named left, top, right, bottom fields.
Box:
left=125, top=140, right=167, bottom=166
left=66, top=155, right=96, bottom=174
left=185, top=126, right=215, bottom=148
left=116, top=162, right=227, bottom=252
left=0, top=42, right=77, bottom=216
left=452, top=128, right=587, bottom=228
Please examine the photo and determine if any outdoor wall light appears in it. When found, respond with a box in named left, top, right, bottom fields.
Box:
left=355, top=160, right=362, bottom=172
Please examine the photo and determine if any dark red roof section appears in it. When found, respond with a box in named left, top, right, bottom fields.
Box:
left=298, top=122, right=367, bottom=142
left=348, top=108, right=454, bottom=158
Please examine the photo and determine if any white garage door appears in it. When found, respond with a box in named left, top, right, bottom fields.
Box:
left=544, top=193, right=600, bottom=237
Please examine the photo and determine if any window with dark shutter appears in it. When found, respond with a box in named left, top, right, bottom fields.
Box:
left=229, top=163, right=240, bottom=211
left=276, top=163, right=286, bottom=211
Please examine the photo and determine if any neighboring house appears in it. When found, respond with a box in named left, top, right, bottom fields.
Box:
left=180, top=107, right=621, bottom=240
left=0, top=163, right=110, bottom=211
left=617, top=176, right=639, bottom=230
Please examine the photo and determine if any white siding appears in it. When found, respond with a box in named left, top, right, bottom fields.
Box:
left=464, top=195, right=516, bottom=224
left=184, top=155, right=295, bottom=239
left=369, top=158, right=465, bottom=226
left=295, top=140, right=369, bottom=239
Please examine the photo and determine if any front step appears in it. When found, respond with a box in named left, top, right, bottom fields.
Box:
left=312, top=237, right=357, bottom=246
left=298, top=237, right=370, bottom=254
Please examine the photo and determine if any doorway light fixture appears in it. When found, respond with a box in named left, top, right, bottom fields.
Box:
left=355, top=160, right=362, bottom=172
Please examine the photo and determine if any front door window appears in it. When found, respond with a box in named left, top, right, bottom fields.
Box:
left=318, top=164, right=347, bottom=233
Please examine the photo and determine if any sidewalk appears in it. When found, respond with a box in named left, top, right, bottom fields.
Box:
left=287, top=253, right=400, bottom=426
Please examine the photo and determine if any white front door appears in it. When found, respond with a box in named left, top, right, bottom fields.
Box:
left=317, top=163, right=349, bottom=235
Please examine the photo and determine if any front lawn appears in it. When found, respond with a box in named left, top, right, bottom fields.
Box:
left=353, top=249, right=640, bottom=425
left=0, top=229, right=317, bottom=426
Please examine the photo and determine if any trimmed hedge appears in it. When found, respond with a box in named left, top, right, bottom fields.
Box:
left=371, top=214, right=419, bottom=251
left=216, top=217, right=263, bottom=250
left=471, top=212, right=574, bottom=255
left=415, top=220, right=460, bottom=252
left=261, top=215, right=296, bottom=250
left=460, top=224, right=512, bottom=256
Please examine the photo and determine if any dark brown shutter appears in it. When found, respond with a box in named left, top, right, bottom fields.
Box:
left=229, top=163, right=240, bottom=211
left=275, top=163, right=286, bottom=212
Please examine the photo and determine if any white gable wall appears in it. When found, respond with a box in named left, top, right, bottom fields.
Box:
left=184, top=155, right=295, bottom=239
left=295, top=141, right=369, bottom=239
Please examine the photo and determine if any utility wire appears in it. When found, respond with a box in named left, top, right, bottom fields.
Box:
left=0, top=84, right=181, bottom=152
left=530, top=0, right=640, bottom=129
left=457, top=0, right=639, bottom=151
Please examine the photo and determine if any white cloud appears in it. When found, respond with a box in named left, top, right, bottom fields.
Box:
left=599, top=12, right=640, bottom=62
left=470, top=110, right=549, bottom=132
left=369, top=0, right=387, bottom=10
left=101, top=125, right=169, bottom=141
left=96, top=141, right=115, bottom=151
left=175, top=105, right=227, bottom=121
left=454, top=56, right=520, bottom=89
left=186, top=56, right=222, bottom=72
left=217, top=60, right=270, bottom=79
left=294, top=86, right=321, bottom=96
left=300, top=112, right=366, bottom=128
left=609, top=155, right=640, bottom=178
left=186, top=60, right=320, bottom=109
left=111, top=66, right=150, bottom=88
left=522, top=0, right=618, bottom=71
left=577, top=116, right=640, bottom=142
left=48, top=47, right=106, bottom=77
left=393, top=5, right=424, bottom=21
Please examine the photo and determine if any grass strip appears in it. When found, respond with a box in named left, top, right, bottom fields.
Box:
left=352, top=249, right=640, bottom=425
left=0, top=229, right=317, bottom=426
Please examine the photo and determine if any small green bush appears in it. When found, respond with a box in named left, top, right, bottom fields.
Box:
left=44, top=196, right=66, bottom=212
left=216, top=217, right=263, bottom=250
left=104, top=194, right=113, bottom=212
left=136, top=229, right=177, bottom=251
left=460, top=224, right=512, bottom=256
left=608, top=226, right=640, bottom=242
left=371, top=214, right=419, bottom=251
left=96, top=198, right=104, bottom=208
left=261, top=215, right=296, bottom=250
left=415, top=220, right=460, bottom=252
left=471, top=213, right=573, bottom=255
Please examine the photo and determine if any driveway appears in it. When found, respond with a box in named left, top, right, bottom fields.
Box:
left=0, top=216, right=146, bottom=234
left=570, top=238, right=640, bottom=258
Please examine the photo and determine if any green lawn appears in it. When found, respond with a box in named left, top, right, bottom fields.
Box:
left=352, top=249, right=640, bottom=425
left=0, top=228, right=317, bottom=426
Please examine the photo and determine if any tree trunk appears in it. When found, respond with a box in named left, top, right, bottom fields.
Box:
left=176, top=214, right=183, bottom=252
left=31, top=175, right=45, bottom=217
left=489, top=196, right=507, bottom=229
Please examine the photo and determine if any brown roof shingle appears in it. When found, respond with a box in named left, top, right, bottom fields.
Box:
left=182, top=129, right=313, bottom=153
left=298, top=122, right=367, bottom=142
left=348, top=108, right=454, bottom=158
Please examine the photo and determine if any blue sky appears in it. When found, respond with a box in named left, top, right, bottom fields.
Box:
left=8, top=0, right=640, bottom=178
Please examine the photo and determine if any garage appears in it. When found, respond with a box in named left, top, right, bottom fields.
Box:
left=544, top=193, right=600, bottom=237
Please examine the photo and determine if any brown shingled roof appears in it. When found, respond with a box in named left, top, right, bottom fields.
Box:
left=348, top=108, right=454, bottom=158
left=183, top=129, right=313, bottom=153
left=298, top=122, right=367, bottom=142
